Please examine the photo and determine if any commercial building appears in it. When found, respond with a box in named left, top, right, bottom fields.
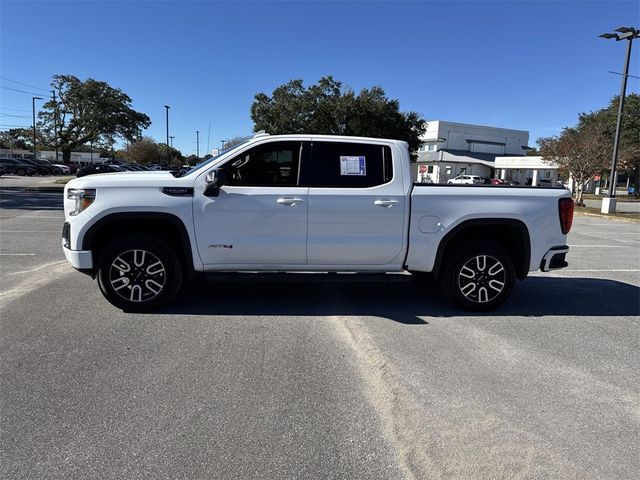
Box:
left=415, top=120, right=530, bottom=183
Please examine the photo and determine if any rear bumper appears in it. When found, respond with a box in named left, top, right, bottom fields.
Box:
left=540, top=246, right=569, bottom=272
left=63, top=246, right=93, bottom=270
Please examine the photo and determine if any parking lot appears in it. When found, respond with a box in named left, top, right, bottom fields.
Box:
left=1, top=188, right=639, bottom=479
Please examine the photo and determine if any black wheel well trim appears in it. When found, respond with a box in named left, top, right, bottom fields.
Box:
left=431, top=218, right=531, bottom=281
left=81, top=212, right=194, bottom=276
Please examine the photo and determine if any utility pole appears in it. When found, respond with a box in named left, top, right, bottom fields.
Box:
left=164, top=105, right=170, bottom=163
left=196, top=130, right=200, bottom=158
left=32, top=96, right=43, bottom=160
left=599, top=26, right=639, bottom=214
left=169, top=136, right=174, bottom=148
left=52, top=90, right=59, bottom=163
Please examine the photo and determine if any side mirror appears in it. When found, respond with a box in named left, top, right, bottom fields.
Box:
left=204, top=169, right=226, bottom=197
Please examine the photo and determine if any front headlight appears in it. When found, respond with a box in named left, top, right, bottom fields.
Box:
left=67, top=188, right=96, bottom=216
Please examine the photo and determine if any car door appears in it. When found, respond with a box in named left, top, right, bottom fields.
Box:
left=301, top=140, right=406, bottom=266
left=193, top=140, right=309, bottom=266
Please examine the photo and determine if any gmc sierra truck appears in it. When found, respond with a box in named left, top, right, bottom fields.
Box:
left=62, top=133, right=574, bottom=312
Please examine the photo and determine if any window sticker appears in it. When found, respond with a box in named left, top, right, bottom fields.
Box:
left=340, top=156, right=366, bottom=176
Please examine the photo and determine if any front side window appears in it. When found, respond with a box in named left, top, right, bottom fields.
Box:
left=301, top=141, right=392, bottom=188
left=223, top=142, right=301, bottom=187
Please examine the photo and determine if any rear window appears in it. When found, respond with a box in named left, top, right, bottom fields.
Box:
left=300, top=141, right=392, bottom=188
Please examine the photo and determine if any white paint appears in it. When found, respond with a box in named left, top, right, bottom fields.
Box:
left=0, top=253, right=36, bottom=256
left=0, top=261, right=73, bottom=308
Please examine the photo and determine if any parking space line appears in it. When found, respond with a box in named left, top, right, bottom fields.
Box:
left=568, top=245, right=630, bottom=248
left=0, top=253, right=36, bottom=256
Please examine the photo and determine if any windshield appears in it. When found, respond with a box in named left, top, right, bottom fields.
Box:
left=178, top=140, right=251, bottom=177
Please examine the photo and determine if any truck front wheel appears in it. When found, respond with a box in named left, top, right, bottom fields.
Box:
left=97, top=235, right=183, bottom=312
left=440, top=242, right=515, bottom=312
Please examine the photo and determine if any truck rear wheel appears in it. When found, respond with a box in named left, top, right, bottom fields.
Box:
left=97, top=235, right=183, bottom=312
left=440, top=242, right=515, bottom=311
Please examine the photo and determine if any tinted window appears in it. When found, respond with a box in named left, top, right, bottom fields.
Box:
left=301, top=141, right=392, bottom=188
left=223, top=142, right=301, bottom=187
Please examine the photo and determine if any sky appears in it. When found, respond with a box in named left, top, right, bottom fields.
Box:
left=1, top=0, right=639, bottom=156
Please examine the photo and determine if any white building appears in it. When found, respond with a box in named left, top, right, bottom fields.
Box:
left=415, top=120, right=530, bottom=183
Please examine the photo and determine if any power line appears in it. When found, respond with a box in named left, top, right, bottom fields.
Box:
left=0, top=113, right=31, bottom=118
left=0, top=76, right=50, bottom=93
left=0, top=106, right=31, bottom=112
left=0, top=85, right=48, bottom=96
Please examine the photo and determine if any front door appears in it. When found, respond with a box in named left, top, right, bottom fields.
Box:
left=193, top=141, right=308, bottom=266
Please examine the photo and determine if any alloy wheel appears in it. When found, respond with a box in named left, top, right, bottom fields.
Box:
left=109, top=249, right=166, bottom=303
left=457, top=254, right=506, bottom=304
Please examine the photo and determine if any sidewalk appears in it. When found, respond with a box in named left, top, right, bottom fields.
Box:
left=0, top=175, right=70, bottom=192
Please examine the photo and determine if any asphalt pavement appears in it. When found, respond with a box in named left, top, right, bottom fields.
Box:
left=1, top=188, right=639, bottom=479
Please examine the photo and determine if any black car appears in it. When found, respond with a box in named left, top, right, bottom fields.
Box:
left=0, top=158, right=37, bottom=176
left=76, top=163, right=126, bottom=177
left=21, top=159, right=53, bottom=175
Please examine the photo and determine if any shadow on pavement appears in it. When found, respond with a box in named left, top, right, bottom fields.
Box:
left=160, top=274, right=640, bottom=324
left=0, top=189, right=63, bottom=210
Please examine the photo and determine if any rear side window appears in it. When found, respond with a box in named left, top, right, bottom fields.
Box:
left=223, top=141, right=301, bottom=187
left=301, top=141, right=393, bottom=188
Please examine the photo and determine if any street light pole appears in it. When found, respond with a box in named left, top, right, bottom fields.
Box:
left=32, top=96, right=43, bottom=160
left=599, top=26, right=639, bottom=214
left=196, top=130, right=200, bottom=158
left=164, top=105, right=170, bottom=162
left=52, top=90, right=59, bottom=163
left=169, top=136, right=174, bottom=148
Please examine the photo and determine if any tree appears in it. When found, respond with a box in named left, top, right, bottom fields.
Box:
left=539, top=117, right=610, bottom=206
left=0, top=128, right=34, bottom=150
left=251, top=76, right=426, bottom=157
left=158, top=143, right=184, bottom=165
left=539, top=94, right=640, bottom=204
left=223, top=135, right=252, bottom=150
left=127, top=137, right=160, bottom=164
left=37, top=75, right=151, bottom=162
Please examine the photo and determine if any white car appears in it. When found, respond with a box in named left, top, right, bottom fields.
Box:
left=61, top=133, right=573, bottom=312
left=42, top=159, right=71, bottom=175
left=447, top=174, right=483, bottom=184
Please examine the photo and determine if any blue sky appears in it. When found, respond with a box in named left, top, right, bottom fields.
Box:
left=1, top=0, right=638, bottom=155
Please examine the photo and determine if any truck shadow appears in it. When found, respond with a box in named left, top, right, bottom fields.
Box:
left=162, top=274, right=640, bottom=324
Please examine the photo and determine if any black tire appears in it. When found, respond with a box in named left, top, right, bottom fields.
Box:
left=17, top=168, right=25, bottom=176
left=439, top=241, right=515, bottom=312
left=53, top=167, right=61, bottom=175
left=97, top=235, right=183, bottom=312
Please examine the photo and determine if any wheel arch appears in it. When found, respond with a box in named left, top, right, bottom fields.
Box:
left=82, top=212, right=194, bottom=279
left=432, top=218, right=531, bottom=281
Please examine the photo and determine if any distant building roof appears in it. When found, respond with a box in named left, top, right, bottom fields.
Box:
left=417, top=149, right=521, bottom=167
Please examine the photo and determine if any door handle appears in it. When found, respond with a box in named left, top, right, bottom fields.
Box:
left=374, top=199, right=399, bottom=208
left=277, top=197, right=304, bottom=206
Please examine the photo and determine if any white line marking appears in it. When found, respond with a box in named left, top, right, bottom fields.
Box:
left=558, top=269, right=640, bottom=272
left=0, top=253, right=36, bottom=256
left=0, top=261, right=73, bottom=308
left=568, top=245, right=630, bottom=248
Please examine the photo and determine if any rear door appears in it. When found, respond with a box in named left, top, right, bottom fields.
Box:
left=301, top=140, right=406, bottom=266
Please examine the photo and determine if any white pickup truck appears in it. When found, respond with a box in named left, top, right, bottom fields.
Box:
left=62, top=133, right=574, bottom=312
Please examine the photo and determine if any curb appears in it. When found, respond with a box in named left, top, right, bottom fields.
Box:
left=0, top=186, right=65, bottom=192
left=575, top=211, right=640, bottom=224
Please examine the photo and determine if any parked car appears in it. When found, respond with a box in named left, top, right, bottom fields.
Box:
left=39, top=159, right=71, bottom=175
left=0, top=164, right=5, bottom=176
left=0, top=158, right=37, bottom=176
left=21, top=159, right=54, bottom=176
left=76, top=164, right=126, bottom=177
left=61, top=133, right=573, bottom=313
left=447, top=174, right=484, bottom=184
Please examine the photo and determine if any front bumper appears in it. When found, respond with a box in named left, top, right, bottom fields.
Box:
left=63, top=246, right=94, bottom=270
left=540, top=246, right=569, bottom=272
